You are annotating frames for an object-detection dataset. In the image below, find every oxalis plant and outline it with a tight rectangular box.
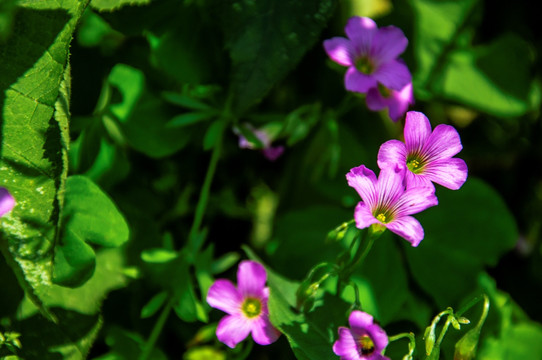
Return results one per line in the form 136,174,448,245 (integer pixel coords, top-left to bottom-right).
0,0,541,359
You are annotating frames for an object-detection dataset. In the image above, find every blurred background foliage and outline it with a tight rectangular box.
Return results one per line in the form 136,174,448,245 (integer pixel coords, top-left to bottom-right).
1,0,542,359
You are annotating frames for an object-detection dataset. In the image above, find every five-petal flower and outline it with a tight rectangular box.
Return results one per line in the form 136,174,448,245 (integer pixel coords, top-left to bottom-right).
206,260,281,348
323,16,411,94
346,164,438,246
378,111,468,190
333,310,390,360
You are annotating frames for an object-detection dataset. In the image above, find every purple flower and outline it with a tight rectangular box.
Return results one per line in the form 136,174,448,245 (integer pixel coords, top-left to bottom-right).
346,164,437,246
206,260,281,348
0,188,15,217
333,310,390,360
236,124,284,161
323,16,411,94
366,82,414,122
378,111,468,190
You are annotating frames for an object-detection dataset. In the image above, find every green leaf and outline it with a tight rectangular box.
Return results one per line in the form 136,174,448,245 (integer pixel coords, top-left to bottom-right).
53,175,129,287
411,0,539,116
107,64,194,157
16,248,129,359
61,176,129,248
167,112,215,128
345,231,410,326
0,0,90,319
203,120,225,151
216,0,337,113
478,322,542,359
410,0,479,90
433,34,539,117
244,247,345,360
404,178,518,307
91,0,151,12
141,291,168,319
161,92,213,111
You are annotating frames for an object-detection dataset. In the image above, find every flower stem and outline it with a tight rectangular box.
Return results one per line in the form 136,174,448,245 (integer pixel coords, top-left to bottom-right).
187,121,224,251
139,297,174,360
388,332,416,360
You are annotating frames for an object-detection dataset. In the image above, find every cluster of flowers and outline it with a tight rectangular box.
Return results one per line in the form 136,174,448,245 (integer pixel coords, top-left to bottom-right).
208,15,468,360
324,16,414,122
207,261,391,360
348,110,468,246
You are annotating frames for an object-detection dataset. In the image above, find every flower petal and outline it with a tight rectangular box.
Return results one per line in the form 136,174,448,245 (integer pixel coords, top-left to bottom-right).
237,260,267,297
348,310,374,330
376,165,405,211
387,83,413,121
394,186,438,216
423,157,468,190
404,111,432,152
377,139,407,171
422,123,463,161
346,165,378,207
262,146,284,161
333,327,361,360
345,16,377,55
216,315,252,348
373,60,411,90
345,67,376,93
0,188,15,217
371,26,408,63
404,170,434,190
251,315,281,345
207,279,242,315
386,216,425,247
365,87,386,111
323,37,355,66
367,325,389,352
354,202,379,230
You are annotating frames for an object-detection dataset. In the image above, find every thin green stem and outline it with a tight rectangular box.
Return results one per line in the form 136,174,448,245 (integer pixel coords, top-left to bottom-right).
388,332,416,359
434,317,452,350
139,297,174,360
187,125,224,250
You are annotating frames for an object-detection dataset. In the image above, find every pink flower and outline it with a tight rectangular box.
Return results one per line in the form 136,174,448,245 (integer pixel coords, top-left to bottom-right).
0,188,15,217
236,124,284,161
333,310,390,360
323,16,411,94
206,260,281,348
378,111,468,190
346,164,437,246
366,82,414,122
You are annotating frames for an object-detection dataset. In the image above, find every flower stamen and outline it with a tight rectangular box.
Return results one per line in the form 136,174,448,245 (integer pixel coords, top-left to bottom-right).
355,56,375,74
359,335,375,355
241,298,262,318
376,213,387,223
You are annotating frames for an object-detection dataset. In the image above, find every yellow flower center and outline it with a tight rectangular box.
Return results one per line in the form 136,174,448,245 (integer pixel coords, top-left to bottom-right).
241,298,262,318
355,56,375,74
376,213,387,223
359,335,375,355
406,156,424,174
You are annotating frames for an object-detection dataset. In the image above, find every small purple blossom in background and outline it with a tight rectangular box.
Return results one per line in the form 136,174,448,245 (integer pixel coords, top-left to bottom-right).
366,82,414,122
206,260,281,348
333,310,390,360
346,164,437,246
236,124,284,161
0,187,15,217
323,16,411,94
378,111,468,190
